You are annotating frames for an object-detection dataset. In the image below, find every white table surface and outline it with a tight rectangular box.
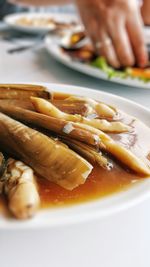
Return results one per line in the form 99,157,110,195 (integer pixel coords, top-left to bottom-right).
1,23,150,267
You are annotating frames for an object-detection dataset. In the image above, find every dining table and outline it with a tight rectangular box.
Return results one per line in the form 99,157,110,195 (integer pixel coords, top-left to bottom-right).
0,17,150,267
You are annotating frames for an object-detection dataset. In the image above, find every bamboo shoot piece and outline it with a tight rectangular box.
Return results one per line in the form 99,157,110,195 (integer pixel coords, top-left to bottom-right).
66,96,116,118
61,138,110,169
0,113,93,190
0,99,35,111
0,84,51,99
0,99,90,115
74,123,150,176
31,97,129,133
51,100,89,115
4,159,40,219
0,103,101,147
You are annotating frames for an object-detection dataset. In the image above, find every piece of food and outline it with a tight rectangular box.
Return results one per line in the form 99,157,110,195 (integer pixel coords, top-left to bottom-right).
0,153,6,193
91,57,127,79
0,99,87,114
16,17,56,28
127,68,150,81
74,123,150,176
0,113,93,190
0,99,35,111
61,137,110,169
61,30,87,49
0,103,101,147
0,153,6,178
61,45,96,63
70,31,86,46
0,84,51,99
31,97,128,133
82,118,129,133
4,159,40,219
0,99,89,115
51,100,89,115
66,96,116,118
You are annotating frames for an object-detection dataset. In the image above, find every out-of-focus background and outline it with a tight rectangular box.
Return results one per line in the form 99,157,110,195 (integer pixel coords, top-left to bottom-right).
0,0,76,19
0,0,27,19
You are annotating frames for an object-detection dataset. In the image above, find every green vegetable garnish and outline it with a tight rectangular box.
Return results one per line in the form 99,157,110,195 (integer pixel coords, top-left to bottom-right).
91,57,127,79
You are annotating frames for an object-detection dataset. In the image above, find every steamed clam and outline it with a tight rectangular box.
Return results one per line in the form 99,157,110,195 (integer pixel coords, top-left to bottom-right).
60,26,87,49
4,159,40,219
60,27,96,62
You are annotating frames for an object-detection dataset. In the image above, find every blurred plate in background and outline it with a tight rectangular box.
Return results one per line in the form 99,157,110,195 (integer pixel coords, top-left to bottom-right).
45,35,150,89
4,12,79,34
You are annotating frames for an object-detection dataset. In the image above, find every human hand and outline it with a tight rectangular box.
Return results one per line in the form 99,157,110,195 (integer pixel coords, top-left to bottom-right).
141,0,150,26
76,0,148,68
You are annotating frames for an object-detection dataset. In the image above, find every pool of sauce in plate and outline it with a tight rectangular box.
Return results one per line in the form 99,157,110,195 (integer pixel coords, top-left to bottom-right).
38,163,142,208
0,92,150,210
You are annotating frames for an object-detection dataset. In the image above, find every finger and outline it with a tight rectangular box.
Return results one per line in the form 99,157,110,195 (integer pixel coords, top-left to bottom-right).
127,13,148,67
107,19,135,67
78,13,99,48
75,7,120,68
77,7,120,68
79,16,120,68
97,29,121,68
85,19,99,46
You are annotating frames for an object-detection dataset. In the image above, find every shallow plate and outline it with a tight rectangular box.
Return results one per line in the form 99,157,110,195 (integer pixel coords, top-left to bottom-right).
0,82,150,230
4,12,78,34
45,35,150,89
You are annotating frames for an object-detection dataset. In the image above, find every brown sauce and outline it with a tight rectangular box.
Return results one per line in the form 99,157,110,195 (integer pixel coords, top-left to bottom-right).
0,92,150,211
38,163,141,208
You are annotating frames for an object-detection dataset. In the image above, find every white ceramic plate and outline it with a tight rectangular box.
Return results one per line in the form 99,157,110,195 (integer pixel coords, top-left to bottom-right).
0,82,150,230
4,12,78,34
45,35,150,89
